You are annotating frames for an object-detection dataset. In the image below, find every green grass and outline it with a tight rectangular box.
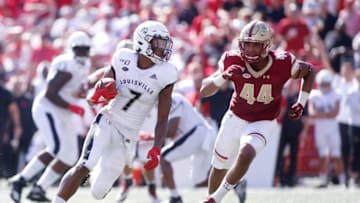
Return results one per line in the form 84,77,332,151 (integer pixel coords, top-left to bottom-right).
1,179,359,203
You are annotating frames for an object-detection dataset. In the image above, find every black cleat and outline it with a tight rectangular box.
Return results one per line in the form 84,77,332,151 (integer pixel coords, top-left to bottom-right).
9,175,26,203
316,183,328,189
234,179,247,203
169,196,183,203
26,184,51,202
148,183,159,202
355,178,360,187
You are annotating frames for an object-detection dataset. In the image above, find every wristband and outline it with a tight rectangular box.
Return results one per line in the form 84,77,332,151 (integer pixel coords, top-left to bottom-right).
297,91,309,107
212,74,227,87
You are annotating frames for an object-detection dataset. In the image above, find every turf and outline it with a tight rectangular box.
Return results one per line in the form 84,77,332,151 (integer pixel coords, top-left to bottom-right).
1,179,359,203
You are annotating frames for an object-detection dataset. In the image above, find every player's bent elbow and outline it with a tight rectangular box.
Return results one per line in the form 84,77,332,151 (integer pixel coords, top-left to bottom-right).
305,64,316,79
309,67,316,81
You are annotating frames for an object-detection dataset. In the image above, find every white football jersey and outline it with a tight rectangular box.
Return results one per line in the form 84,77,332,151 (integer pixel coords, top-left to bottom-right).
33,53,91,114
347,89,360,127
103,48,178,134
309,89,341,126
332,74,358,123
169,92,208,135
138,92,209,137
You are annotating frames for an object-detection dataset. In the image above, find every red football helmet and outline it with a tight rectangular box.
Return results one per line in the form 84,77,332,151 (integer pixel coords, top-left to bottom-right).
238,20,273,64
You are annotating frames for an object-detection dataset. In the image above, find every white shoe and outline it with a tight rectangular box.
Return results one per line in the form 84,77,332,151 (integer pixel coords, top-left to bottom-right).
151,196,160,203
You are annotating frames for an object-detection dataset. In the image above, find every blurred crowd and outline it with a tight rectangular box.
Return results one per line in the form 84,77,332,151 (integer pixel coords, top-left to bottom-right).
1,0,360,189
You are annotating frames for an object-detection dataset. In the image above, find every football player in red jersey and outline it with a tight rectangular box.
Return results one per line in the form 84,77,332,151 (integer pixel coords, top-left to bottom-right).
200,20,315,203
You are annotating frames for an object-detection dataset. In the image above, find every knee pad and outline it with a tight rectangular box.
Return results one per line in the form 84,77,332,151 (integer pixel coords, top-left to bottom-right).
90,164,121,200
211,149,234,170
240,133,266,155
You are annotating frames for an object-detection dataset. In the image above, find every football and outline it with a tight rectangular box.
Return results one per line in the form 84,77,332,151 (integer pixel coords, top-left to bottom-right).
87,77,117,105
97,77,116,90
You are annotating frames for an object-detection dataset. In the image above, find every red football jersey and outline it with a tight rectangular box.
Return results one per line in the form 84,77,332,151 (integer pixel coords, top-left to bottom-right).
220,50,294,121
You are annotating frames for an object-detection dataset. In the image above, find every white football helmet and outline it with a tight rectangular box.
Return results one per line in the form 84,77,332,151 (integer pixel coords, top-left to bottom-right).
67,31,91,48
67,31,91,63
316,69,333,85
133,21,173,64
238,20,272,63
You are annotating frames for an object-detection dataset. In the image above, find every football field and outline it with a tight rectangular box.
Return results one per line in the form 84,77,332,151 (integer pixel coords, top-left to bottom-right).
1,179,359,203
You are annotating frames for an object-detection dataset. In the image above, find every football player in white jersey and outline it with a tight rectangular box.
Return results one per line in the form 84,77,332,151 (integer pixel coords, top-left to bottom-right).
10,31,92,203
161,92,216,203
308,69,346,188
52,20,178,203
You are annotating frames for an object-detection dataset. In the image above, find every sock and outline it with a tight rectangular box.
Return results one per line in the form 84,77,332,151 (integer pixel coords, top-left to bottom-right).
21,157,46,180
339,174,346,185
52,196,66,203
124,174,132,180
319,173,327,185
170,189,180,197
37,168,61,190
212,180,235,202
145,180,155,185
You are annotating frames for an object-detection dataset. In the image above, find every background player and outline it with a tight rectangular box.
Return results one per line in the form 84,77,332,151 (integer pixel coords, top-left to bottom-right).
117,92,216,203
160,92,216,203
308,69,345,188
10,31,92,203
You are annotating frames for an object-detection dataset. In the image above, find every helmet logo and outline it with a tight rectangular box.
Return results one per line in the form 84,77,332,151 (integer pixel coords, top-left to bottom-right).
248,22,257,37
141,27,148,34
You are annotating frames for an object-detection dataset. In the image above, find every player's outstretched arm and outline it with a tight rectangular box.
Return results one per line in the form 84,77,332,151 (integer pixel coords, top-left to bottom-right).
289,61,316,120
144,84,174,171
200,71,224,97
154,83,174,148
294,61,316,94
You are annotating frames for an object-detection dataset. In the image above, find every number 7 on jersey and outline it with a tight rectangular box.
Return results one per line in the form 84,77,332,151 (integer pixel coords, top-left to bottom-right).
122,89,142,111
